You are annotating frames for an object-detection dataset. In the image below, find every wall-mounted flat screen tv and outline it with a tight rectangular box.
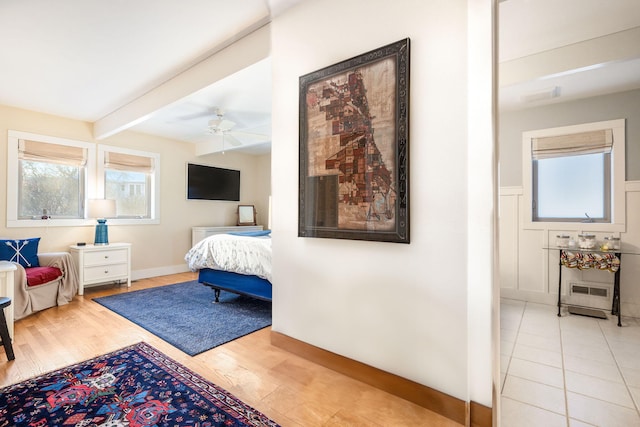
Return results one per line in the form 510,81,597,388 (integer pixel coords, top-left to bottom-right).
186,163,240,201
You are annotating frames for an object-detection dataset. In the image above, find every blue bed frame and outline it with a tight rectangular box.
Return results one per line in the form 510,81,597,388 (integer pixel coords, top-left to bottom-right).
198,268,272,302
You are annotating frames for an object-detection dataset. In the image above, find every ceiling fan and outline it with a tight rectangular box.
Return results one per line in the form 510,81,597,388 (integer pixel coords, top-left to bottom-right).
207,108,236,134
206,108,270,150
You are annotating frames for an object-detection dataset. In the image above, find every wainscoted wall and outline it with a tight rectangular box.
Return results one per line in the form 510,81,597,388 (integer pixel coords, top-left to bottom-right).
500,182,640,318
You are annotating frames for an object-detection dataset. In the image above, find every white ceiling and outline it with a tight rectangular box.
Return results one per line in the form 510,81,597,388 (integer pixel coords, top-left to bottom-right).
0,0,295,155
131,57,273,155
0,0,638,154
499,0,640,111
0,0,272,121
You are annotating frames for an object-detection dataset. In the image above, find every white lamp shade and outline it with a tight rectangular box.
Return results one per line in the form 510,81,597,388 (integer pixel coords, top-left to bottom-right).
88,199,116,219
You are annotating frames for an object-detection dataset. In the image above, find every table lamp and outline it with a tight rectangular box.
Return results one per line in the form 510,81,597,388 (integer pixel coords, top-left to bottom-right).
88,199,116,245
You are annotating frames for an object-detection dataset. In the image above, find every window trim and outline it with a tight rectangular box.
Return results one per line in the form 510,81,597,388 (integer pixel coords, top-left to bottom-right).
7,130,96,228
522,119,626,232
97,145,160,225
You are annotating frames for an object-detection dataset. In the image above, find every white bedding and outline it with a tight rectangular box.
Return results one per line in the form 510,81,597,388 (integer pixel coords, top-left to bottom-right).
184,233,272,282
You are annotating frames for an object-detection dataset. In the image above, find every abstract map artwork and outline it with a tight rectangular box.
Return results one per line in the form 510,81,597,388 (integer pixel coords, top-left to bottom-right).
299,38,410,243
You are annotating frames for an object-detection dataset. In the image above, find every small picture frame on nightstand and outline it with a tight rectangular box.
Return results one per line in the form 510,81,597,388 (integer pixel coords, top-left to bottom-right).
237,205,256,226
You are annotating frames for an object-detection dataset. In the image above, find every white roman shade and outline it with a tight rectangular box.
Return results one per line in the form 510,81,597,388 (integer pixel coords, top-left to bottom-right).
104,151,154,173
18,139,87,166
532,129,613,160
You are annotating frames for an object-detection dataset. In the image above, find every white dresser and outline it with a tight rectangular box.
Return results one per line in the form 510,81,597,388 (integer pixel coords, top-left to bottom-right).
70,243,131,295
191,225,263,247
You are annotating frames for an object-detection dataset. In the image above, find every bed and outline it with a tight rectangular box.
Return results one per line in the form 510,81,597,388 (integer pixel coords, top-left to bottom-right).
184,230,272,302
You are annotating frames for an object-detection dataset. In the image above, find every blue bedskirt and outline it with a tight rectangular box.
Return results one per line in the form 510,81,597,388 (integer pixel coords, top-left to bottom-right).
198,268,272,301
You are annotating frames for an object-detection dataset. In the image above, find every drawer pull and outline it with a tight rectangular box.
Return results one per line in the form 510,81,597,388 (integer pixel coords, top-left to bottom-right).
104,270,109,274
104,255,109,259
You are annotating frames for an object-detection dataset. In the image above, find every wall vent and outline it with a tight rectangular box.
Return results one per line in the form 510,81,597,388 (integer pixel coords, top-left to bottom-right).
572,285,589,295
571,283,608,298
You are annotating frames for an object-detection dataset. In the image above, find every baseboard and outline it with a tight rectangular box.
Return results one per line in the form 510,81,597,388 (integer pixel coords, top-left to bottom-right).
271,331,491,426
470,401,492,427
131,264,191,281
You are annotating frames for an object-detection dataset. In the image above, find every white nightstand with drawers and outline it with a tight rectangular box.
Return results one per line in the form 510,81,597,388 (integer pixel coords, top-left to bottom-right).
70,243,131,295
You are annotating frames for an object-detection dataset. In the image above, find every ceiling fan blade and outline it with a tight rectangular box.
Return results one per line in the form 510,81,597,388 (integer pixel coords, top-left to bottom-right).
228,130,271,142
218,118,236,131
225,133,243,147
175,110,213,121
175,104,222,122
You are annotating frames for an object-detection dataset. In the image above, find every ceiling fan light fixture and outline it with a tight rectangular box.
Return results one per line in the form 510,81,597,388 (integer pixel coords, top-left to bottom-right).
208,117,235,132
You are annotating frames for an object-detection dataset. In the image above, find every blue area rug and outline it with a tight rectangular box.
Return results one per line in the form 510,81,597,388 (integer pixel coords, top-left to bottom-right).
0,342,279,426
93,281,271,356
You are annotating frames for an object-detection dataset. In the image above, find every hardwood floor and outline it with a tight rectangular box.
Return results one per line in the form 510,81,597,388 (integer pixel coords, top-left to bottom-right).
0,272,462,426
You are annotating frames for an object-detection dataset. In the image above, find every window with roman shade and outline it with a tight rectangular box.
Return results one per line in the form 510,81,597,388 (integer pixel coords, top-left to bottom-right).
18,139,88,166
15,137,91,220
98,146,160,221
531,129,613,160
104,151,154,172
532,129,613,222
522,119,625,230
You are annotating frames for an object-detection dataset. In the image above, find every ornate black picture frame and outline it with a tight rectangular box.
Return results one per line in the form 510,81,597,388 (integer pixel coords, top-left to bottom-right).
298,38,410,243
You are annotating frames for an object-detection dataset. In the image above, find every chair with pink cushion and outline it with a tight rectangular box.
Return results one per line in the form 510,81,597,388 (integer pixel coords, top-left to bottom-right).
0,238,79,320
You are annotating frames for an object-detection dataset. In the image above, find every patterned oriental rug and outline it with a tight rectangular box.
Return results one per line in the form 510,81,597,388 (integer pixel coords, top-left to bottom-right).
0,342,279,427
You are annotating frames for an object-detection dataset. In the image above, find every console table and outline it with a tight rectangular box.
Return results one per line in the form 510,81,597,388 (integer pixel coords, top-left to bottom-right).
547,246,634,326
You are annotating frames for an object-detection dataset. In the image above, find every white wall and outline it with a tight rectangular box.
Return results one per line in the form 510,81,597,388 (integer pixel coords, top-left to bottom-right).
270,0,495,405
0,104,272,278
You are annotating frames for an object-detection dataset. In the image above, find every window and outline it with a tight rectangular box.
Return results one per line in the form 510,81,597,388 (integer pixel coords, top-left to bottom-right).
522,119,626,231
97,146,160,224
532,129,612,222
7,131,95,227
7,131,160,227
534,153,609,221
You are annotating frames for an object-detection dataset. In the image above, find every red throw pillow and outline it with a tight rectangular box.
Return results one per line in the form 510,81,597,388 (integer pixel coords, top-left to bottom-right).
25,266,62,287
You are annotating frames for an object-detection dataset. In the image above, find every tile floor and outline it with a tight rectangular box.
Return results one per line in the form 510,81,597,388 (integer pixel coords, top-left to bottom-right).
501,299,640,427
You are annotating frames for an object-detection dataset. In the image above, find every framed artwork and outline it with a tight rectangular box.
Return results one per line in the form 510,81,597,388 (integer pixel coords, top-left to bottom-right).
298,38,410,243
237,205,256,226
